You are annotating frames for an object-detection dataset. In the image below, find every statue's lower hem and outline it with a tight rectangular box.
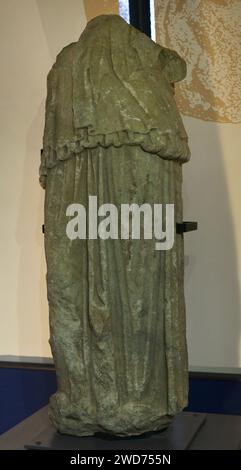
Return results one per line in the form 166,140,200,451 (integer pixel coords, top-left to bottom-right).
49,394,175,438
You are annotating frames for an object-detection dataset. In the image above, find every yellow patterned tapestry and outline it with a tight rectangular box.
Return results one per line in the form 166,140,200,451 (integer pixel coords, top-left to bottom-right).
155,0,241,123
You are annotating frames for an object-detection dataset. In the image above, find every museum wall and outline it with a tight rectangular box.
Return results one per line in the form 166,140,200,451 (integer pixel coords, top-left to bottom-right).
0,0,241,370
0,0,87,357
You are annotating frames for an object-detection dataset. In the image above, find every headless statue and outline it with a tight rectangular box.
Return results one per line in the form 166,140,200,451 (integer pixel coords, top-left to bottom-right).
40,15,190,437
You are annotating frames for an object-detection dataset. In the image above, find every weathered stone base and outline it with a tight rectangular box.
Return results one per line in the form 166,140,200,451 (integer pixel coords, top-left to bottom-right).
49,392,173,438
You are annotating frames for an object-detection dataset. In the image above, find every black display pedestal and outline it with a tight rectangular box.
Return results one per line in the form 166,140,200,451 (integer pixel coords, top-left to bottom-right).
25,411,205,451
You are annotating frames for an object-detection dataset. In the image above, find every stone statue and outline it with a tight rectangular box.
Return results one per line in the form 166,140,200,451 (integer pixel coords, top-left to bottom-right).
40,14,190,437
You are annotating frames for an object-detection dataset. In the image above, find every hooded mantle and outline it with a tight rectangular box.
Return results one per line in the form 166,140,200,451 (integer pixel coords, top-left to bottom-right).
40,15,190,188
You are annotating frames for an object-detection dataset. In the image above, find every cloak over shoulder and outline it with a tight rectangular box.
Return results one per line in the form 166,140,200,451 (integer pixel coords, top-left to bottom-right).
40,15,190,188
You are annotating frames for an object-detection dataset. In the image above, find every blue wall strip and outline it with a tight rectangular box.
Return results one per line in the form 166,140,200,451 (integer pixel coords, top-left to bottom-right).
187,377,241,416
0,368,57,435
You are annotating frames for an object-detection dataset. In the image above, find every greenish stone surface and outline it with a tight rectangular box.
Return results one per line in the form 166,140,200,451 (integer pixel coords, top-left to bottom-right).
41,15,190,437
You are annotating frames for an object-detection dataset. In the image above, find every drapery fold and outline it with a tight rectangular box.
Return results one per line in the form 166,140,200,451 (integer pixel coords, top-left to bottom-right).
45,146,188,436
